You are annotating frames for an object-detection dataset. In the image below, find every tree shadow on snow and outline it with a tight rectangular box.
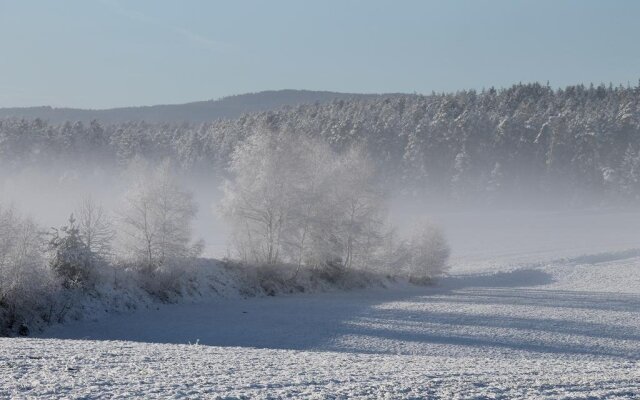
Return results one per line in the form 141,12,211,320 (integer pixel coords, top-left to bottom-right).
40,267,640,360
439,268,554,290
420,287,640,313
330,307,640,359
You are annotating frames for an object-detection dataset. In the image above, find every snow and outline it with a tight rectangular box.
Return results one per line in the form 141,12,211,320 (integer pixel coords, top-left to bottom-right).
3,338,639,399
3,213,640,398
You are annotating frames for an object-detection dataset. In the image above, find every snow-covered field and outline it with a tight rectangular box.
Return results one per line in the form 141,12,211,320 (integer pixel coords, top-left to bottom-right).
3,212,640,398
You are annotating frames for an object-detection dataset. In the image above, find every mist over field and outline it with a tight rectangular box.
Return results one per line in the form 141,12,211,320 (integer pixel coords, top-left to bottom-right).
0,165,228,257
4,83,640,259
3,163,640,262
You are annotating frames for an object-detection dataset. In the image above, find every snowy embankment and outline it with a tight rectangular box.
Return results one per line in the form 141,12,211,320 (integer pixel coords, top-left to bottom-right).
3,245,640,398
3,257,391,337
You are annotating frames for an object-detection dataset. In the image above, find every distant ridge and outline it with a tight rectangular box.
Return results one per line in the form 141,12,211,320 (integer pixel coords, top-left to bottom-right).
0,90,379,124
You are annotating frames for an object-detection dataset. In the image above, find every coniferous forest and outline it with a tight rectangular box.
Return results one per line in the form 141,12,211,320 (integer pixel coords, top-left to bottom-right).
3,82,640,206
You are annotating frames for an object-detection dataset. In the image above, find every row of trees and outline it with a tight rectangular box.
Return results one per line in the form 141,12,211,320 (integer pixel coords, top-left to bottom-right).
2,139,449,300
221,130,385,270
2,82,640,204
1,127,452,334
220,129,450,277
0,160,204,333
48,160,203,288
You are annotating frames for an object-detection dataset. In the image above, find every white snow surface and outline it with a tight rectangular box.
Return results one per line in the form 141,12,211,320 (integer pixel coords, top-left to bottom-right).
3,211,640,398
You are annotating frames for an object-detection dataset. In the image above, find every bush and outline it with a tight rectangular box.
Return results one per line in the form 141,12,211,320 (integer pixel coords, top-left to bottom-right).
399,221,451,281
135,263,188,301
48,215,98,289
0,206,58,334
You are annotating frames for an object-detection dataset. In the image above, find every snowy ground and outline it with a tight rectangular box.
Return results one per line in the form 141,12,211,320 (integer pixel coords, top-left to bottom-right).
3,212,640,398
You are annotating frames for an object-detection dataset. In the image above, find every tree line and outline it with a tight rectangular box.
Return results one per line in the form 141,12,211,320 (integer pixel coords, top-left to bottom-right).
2,82,640,205
0,159,204,334
1,130,449,335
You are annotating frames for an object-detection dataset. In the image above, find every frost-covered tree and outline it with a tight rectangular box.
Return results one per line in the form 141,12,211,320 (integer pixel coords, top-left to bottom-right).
0,207,47,296
221,130,387,270
220,130,334,265
0,205,55,332
399,221,450,282
76,196,115,263
284,135,339,269
48,214,96,288
119,158,202,274
330,147,386,269
220,130,300,265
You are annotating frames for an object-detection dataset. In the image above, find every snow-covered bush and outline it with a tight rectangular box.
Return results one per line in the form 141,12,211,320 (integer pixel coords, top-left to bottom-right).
118,158,203,296
48,215,98,289
0,206,58,334
399,221,451,283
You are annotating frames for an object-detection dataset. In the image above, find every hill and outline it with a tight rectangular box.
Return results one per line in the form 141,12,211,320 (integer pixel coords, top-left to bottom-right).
0,90,377,123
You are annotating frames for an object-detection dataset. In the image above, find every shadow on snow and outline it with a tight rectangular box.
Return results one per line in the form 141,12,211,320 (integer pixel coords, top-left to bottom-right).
40,267,640,360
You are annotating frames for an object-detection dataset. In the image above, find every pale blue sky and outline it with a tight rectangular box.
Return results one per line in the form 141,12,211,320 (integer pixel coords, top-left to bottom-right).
1,0,639,108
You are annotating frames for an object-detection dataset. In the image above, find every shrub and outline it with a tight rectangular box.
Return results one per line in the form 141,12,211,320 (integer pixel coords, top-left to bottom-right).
0,206,58,334
48,215,97,289
399,221,451,281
